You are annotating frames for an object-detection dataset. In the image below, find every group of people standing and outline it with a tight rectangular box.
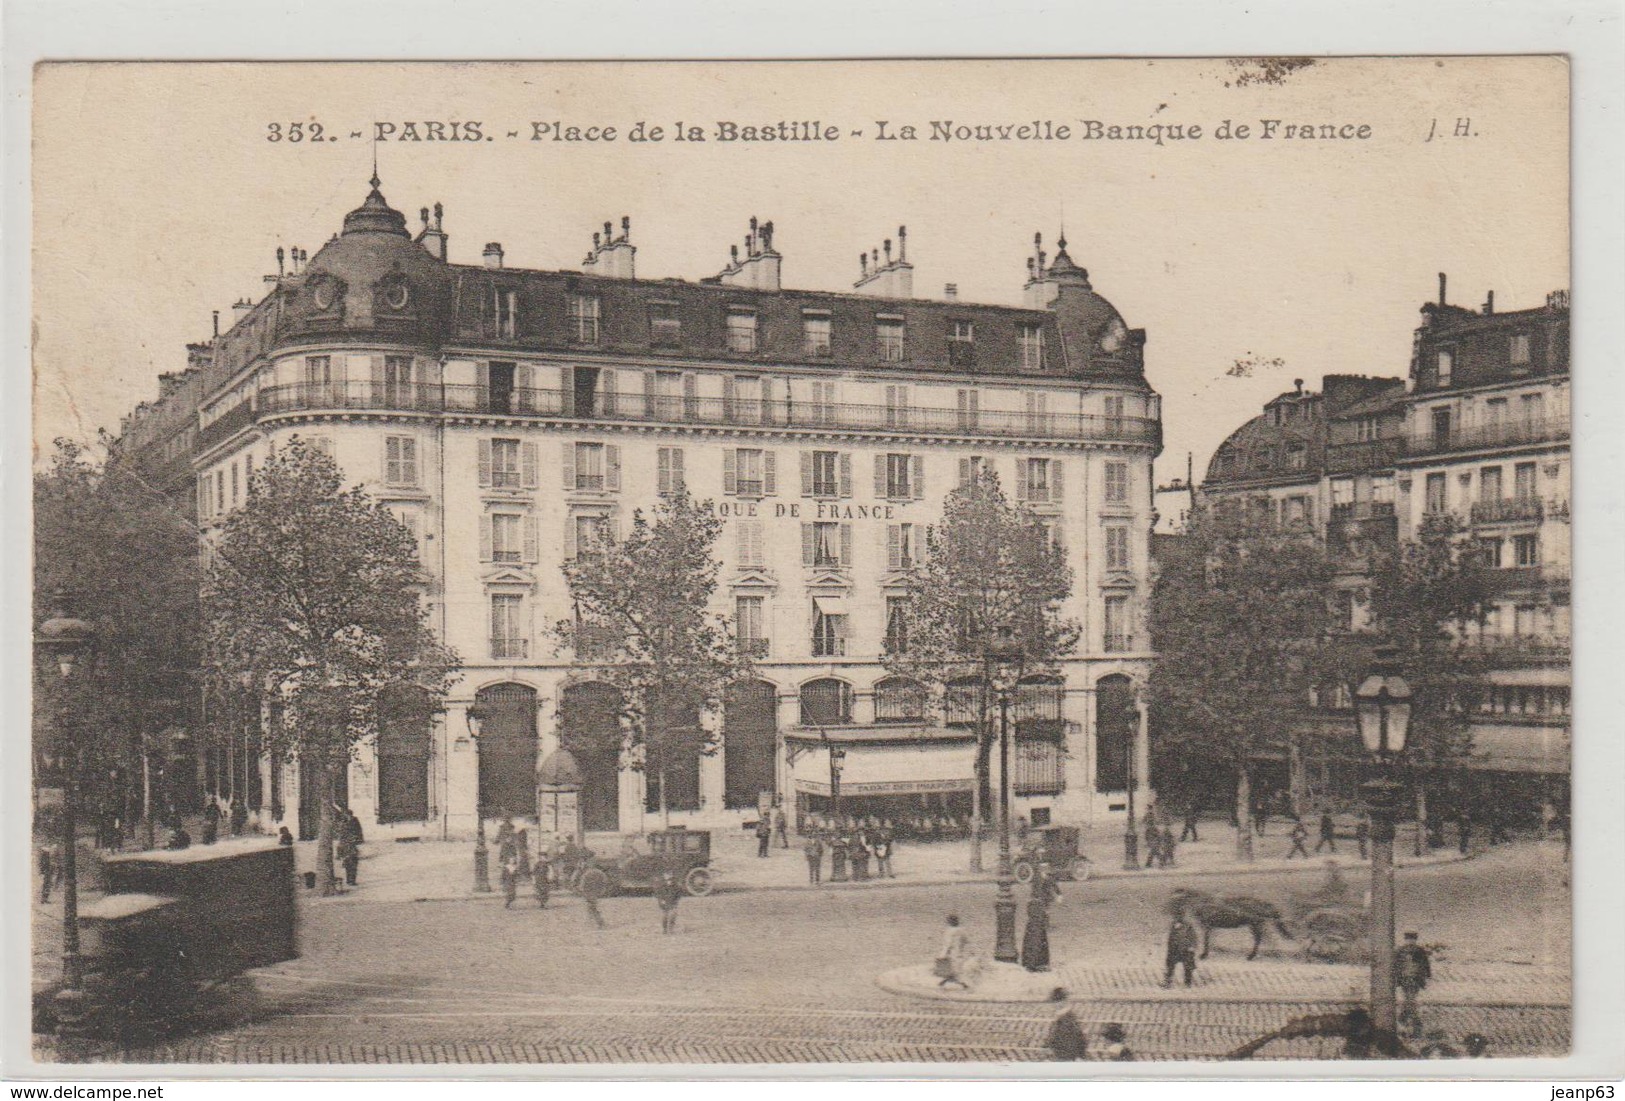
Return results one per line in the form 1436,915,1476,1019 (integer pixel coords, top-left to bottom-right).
796,822,897,885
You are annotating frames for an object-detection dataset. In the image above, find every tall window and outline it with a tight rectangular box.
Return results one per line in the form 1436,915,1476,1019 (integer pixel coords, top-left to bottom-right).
1018,323,1045,371
649,301,681,347
884,453,915,499
1431,407,1452,448
802,313,832,357
736,596,767,656
885,597,910,656
574,443,606,491
726,309,758,353
1286,444,1307,470
1103,394,1126,435
809,522,842,568
1103,595,1131,652
383,355,414,406
490,594,527,659
1513,533,1539,567
808,380,836,425
1026,391,1053,434
808,450,841,498
656,447,685,497
1018,457,1057,502
1509,333,1531,365
877,318,906,362
885,385,909,429
1476,538,1503,569
727,375,764,424
1106,525,1130,570
887,523,918,569
1480,466,1503,503
574,514,612,559
956,389,980,431
1520,392,1545,430
490,438,522,488
495,288,518,340
733,448,767,496
1436,348,1454,386
384,435,419,487
1514,461,1537,501
1425,472,1448,515
958,455,986,488
811,600,848,657
491,513,523,563
1356,415,1379,443
1104,461,1129,504
568,294,601,344
948,320,976,367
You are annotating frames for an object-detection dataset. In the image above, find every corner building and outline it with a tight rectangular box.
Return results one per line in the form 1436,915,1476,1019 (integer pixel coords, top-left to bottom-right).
172,180,1163,840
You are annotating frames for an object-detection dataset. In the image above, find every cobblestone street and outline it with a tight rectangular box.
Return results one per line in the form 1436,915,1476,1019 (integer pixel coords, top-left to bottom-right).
35,839,1570,1064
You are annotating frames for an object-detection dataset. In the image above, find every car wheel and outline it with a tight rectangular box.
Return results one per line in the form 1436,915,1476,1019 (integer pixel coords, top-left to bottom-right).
685,867,714,897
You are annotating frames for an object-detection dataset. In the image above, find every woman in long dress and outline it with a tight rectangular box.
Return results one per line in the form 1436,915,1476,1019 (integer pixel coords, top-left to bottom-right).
936,913,971,989
1022,867,1061,972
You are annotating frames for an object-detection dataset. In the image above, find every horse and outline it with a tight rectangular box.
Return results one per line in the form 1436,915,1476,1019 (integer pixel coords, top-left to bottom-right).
1169,887,1296,961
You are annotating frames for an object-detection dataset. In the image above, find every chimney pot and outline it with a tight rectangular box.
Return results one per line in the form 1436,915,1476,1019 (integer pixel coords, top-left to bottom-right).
1294,378,1304,394
483,242,504,268
898,225,907,261
1483,289,1495,315
420,207,429,226
1438,272,1448,307
433,202,443,229
212,310,220,338
621,215,630,237
860,253,868,275
593,232,601,248
883,238,892,264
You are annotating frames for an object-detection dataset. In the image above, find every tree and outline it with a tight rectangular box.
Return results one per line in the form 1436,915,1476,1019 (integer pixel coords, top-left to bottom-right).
204,438,457,895
554,488,749,826
33,438,201,849
1366,513,1490,853
886,466,1078,865
1148,506,1337,861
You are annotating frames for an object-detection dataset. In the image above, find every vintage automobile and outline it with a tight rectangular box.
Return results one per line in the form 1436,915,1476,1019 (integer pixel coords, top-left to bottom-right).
1012,824,1089,883
575,827,716,898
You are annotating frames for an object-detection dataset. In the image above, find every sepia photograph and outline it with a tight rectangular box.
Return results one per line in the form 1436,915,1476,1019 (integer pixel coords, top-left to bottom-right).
15,54,1592,1073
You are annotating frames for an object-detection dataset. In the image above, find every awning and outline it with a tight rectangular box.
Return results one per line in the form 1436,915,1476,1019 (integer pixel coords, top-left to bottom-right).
812,595,849,616
1467,723,1570,774
796,777,976,797
788,738,978,794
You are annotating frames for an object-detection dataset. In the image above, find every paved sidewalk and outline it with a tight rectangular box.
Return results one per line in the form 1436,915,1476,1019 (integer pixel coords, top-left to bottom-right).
305,819,1477,904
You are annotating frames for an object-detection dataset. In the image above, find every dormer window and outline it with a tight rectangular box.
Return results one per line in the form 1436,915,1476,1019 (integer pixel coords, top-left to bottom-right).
569,294,601,345
1018,323,1045,371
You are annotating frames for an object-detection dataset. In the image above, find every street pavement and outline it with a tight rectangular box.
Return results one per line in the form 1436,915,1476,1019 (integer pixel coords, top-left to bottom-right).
32,836,1570,1064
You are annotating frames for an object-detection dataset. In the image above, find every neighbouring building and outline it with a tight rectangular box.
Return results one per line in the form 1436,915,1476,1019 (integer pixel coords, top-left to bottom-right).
1199,275,1570,816
119,177,1165,840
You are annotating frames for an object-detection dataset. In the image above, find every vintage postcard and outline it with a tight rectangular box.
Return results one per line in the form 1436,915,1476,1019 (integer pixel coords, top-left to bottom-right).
22,57,1579,1073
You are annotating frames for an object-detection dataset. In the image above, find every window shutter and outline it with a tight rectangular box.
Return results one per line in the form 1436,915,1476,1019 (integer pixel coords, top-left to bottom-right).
958,457,970,488
839,452,853,498
643,371,657,416
479,515,493,562
515,363,533,395
736,521,749,564
521,442,539,489
722,376,736,421
750,521,764,566
763,450,777,495
381,436,393,483
370,355,384,403
560,365,575,413
911,454,924,500
887,525,901,569
723,449,737,495
1050,459,1065,503
477,361,491,391
683,372,698,419
600,368,617,415
671,447,684,492
561,441,575,490
801,523,815,567
478,439,493,487
658,448,673,496
523,514,539,563
840,524,853,568
605,444,622,491
874,454,887,498
1015,458,1028,501
332,356,349,390
800,451,813,496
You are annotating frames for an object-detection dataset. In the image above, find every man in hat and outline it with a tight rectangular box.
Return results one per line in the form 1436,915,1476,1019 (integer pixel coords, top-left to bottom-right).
1044,989,1087,1061
803,831,825,885
1162,910,1200,988
1394,931,1433,1039
1287,818,1311,859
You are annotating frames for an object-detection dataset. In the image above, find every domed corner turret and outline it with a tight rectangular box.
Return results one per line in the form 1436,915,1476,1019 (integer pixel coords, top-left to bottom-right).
537,748,586,789
280,177,454,341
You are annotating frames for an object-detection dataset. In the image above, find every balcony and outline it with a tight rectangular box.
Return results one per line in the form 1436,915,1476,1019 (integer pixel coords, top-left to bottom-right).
1326,437,1403,474
1409,415,1569,457
196,399,257,453
252,381,1161,447
1467,634,1570,665
1470,496,1544,526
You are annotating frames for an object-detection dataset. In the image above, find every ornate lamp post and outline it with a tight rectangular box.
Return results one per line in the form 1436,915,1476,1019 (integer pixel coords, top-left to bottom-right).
827,733,849,882
1355,645,1412,1051
35,588,96,1034
987,626,1024,965
465,703,492,893
1122,731,1140,872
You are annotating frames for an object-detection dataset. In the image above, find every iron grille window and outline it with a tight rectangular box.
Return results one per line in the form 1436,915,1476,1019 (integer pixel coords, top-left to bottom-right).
800,678,852,725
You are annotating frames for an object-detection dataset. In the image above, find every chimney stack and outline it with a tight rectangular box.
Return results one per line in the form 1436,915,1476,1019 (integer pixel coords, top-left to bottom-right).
212,310,220,338
581,214,636,279
1438,272,1448,307
944,283,958,301
231,297,253,323
1483,289,1495,315
714,215,782,291
1294,378,1305,395
853,225,914,298
276,246,285,278
483,242,505,269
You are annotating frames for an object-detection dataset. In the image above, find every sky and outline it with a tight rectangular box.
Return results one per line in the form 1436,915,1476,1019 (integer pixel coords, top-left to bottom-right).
31,58,1568,490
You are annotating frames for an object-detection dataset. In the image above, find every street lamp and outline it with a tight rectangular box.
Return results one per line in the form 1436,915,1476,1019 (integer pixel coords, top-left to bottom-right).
987,625,1024,965
35,588,96,1032
465,703,492,893
1355,645,1412,1052
826,733,849,882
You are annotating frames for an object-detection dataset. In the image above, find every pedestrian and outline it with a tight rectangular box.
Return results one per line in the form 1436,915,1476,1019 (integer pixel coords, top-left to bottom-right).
1180,804,1200,843
516,827,532,880
852,829,872,881
168,822,192,850
1463,1033,1490,1058
1096,1022,1134,1061
755,816,772,858
278,826,294,846
803,832,824,885
1394,931,1432,1039
338,830,360,888
1355,816,1370,860
201,801,221,845
1022,867,1060,972
1144,817,1160,868
37,843,54,904
774,805,789,849
934,913,971,990
340,809,364,885
499,843,520,908
1287,819,1310,859
830,832,850,881
1253,793,1269,836
1457,811,1472,855
1162,911,1199,987
874,828,895,878
1044,989,1088,1061
229,799,249,836
580,867,609,929
1316,811,1337,854
1158,825,1177,868
533,850,551,908
655,866,683,934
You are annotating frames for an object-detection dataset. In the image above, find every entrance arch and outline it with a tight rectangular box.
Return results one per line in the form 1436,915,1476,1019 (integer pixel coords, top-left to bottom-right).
377,685,432,823
1095,675,1136,792
558,681,623,832
475,683,538,820
724,679,778,809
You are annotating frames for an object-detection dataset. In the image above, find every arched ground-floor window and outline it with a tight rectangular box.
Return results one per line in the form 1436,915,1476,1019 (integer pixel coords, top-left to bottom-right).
724,679,778,809
559,681,623,832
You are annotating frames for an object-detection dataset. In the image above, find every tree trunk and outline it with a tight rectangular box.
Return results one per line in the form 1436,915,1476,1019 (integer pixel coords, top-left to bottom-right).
1235,764,1255,863
141,748,156,851
969,724,989,873
316,755,338,897
1413,780,1428,857
659,763,670,829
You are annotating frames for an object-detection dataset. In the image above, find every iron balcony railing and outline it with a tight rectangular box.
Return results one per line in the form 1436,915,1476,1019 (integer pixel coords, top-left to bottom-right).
1409,415,1570,457
489,638,530,660
250,381,1162,446
1470,496,1545,525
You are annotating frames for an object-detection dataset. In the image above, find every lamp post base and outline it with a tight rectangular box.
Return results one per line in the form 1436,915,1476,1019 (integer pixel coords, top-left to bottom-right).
1123,830,1139,872
473,844,491,893
993,878,1020,964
